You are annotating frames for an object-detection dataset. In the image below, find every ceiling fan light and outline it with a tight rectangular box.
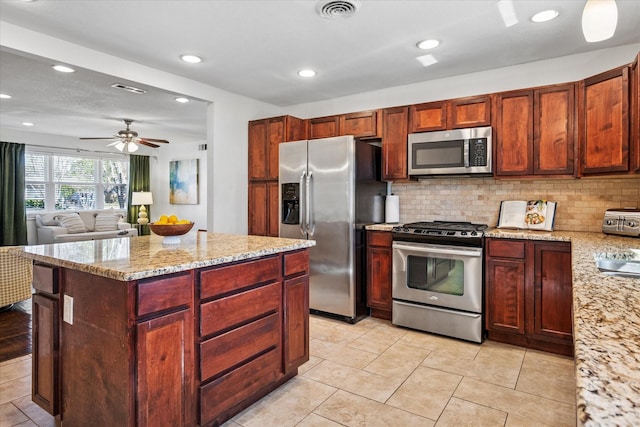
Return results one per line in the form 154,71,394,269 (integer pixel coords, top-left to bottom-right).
582,0,618,42
127,142,139,153
114,141,126,152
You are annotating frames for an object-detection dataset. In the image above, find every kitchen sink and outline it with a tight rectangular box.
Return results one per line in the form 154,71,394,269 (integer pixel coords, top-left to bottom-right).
596,258,640,279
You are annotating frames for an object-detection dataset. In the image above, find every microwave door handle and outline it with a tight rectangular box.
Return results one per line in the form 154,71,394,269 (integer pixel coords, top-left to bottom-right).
299,171,307,237
306,171,315,237
463,140,470,168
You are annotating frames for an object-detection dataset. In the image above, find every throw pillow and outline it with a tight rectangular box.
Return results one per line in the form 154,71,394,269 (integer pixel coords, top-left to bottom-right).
37,213,60,226
55,213,87,234
94,214,120,232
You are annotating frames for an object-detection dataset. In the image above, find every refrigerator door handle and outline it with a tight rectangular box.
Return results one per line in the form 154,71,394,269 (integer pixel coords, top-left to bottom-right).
306,170,314,237
299,171,307,236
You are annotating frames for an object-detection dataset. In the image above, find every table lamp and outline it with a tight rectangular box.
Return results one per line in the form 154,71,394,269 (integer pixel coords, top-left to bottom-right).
131,191,153,225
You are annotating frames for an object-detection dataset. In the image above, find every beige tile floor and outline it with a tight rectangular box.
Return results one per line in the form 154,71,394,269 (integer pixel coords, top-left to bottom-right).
0,315,577,426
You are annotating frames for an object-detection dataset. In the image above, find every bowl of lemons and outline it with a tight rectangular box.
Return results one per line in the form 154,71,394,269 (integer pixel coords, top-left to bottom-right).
148,215,194,243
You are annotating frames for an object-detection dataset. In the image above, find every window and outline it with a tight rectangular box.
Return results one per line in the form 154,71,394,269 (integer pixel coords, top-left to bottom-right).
25,150,129,212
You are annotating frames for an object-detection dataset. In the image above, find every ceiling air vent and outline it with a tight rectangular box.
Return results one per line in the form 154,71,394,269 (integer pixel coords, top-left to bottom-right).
316,0,361,19
110,83,147,94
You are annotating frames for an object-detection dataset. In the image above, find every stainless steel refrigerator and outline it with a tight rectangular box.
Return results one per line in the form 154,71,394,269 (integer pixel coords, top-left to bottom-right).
279,136,386,322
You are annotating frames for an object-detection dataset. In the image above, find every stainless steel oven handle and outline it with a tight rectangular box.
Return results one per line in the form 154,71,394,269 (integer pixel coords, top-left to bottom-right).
394,300,481,318
392,242,482,258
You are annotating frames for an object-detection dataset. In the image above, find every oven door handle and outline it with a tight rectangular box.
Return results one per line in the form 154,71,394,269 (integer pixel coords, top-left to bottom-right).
394,300,481,318
392,242,482,258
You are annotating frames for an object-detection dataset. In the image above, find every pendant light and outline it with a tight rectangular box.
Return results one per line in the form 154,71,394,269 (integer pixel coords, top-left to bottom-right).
582,0,618,42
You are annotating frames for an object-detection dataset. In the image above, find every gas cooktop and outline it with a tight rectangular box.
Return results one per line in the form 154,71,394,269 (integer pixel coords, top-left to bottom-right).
392,221,488,247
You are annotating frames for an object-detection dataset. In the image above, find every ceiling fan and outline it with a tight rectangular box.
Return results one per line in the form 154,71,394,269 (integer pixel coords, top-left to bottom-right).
79,119,170,153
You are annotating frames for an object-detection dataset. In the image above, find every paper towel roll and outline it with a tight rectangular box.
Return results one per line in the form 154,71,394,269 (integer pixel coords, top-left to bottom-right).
385,194,399,223
373,195,384,223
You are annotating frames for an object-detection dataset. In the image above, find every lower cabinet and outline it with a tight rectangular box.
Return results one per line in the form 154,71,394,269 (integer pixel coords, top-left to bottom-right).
248,181,279,237
485,238,573,356
366,230,393,320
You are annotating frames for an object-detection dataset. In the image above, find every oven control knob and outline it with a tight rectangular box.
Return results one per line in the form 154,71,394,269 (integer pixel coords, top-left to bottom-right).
471,231,477,236
628,220,638,228
461,231,468,235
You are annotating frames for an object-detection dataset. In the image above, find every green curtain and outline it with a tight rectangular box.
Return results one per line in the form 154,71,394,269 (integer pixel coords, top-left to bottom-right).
0,142,28,246
128,154,151,235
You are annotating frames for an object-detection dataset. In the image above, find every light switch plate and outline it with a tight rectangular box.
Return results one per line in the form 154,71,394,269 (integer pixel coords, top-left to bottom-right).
63,294,73,325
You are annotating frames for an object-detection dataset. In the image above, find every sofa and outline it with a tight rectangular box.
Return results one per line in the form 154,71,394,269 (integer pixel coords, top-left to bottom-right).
35,209,138,244
0,246,32,309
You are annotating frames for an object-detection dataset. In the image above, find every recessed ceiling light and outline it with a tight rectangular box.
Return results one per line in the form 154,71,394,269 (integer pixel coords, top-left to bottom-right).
175,97,190,103
298,69,317,78
416,54,438,68
531,10,559,23
180,55,202,63
582,0,618,42
416,39,440,50
22,122,35,126
0,93,11,99
52,65,75,73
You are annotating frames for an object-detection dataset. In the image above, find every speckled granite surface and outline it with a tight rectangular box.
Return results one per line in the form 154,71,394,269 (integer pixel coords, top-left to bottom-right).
365,223,397,231
488,229,640,426
11,232,315,282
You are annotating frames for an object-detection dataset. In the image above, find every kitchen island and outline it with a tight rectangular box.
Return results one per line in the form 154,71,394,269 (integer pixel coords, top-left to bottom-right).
486,229,640,427
12,232,315,427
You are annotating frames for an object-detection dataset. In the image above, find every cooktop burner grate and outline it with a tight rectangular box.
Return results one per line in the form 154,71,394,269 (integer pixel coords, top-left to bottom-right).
392,220,488,247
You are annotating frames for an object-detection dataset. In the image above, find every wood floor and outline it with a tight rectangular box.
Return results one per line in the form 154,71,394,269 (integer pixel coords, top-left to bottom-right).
0,299,32,363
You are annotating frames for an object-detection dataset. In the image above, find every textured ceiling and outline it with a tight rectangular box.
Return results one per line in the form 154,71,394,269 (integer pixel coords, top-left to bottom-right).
0,0,639,143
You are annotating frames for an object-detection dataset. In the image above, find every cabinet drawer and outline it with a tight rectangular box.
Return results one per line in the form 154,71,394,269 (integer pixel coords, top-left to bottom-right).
200,348,280,425
283,250,309,277
200,312,280,382
137,272,192,317
200,282,280,337
368,231,392,247
200,256,280,299
33,264,59,294
487,239,526,259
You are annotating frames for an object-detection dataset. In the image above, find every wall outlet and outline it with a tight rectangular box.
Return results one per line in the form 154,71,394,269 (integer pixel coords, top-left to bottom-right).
63,294,73,325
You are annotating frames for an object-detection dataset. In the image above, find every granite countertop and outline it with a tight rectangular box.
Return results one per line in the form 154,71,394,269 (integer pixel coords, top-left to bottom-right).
365,223,397,231
487,229,640,426
11,232,315,282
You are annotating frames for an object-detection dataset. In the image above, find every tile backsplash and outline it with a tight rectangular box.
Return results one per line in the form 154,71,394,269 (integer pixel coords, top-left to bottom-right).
392,177,640,232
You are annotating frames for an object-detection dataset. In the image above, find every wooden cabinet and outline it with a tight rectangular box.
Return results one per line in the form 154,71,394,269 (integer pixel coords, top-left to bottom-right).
31,264,60,417
409,96,491,133
485,238,573,356
631,53,640,173
248,181,279,237
382,106,409,181
579,66,630,175
494,84,575,177
283,250,310,373
366,231,393,320
308,110,381,139
248,116,305,236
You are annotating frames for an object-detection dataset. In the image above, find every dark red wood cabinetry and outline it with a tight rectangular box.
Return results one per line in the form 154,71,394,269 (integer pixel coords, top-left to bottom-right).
382,106,410,181
366,231,393,320
308,110,382,139
485,238,573,356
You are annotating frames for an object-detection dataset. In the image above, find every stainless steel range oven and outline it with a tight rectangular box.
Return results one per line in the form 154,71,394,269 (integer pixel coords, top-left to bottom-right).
391,221,487,343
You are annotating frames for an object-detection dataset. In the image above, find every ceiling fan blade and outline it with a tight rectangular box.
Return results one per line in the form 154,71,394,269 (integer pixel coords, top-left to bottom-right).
138,140,160,148
79,137,119,140
140,138,170,144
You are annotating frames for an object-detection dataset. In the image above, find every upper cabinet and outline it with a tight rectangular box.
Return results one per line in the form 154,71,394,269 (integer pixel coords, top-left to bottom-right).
409,96,491,133
248,115,306,181
578,66,630,176
308,110,381,139
382,106,409,181
631,53,640,174
494,84,575,177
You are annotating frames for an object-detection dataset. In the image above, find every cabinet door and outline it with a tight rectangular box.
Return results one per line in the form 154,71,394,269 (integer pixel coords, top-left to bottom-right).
580,66,630,175
137,308,195,427
267,118,285,180
530,242,573,344
339,110,381,138
268,181,279,237
32,294,59,416
248,120,268,180
366,231,393,319
248,182,268,236
449,95,491,128
309,115,339,139
283,275,309,373
485,258,526,335
382,106,409,181
534,84,575,175
631,54,640,173
494,90,534,176
409,101,447,132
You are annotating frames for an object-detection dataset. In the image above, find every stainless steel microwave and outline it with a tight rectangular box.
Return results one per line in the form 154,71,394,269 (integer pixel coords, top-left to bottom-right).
408,126,492,177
